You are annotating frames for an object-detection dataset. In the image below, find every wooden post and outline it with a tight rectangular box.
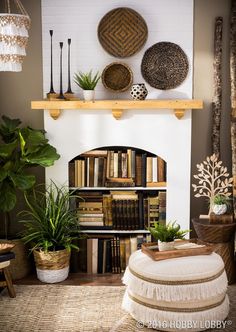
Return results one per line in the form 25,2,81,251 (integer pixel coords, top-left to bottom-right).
231,0,236,219
212,17,223,157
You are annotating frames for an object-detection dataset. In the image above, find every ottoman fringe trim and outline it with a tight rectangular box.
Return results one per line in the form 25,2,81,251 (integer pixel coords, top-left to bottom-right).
128,266,225,285
122,291,230,331
123,267,228,301
127,291,225,313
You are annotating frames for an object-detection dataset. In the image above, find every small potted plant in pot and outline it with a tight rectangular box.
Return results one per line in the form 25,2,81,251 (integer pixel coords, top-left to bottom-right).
148,221,190,251
74,70,100,101
19,182,81,283
212,194,231,215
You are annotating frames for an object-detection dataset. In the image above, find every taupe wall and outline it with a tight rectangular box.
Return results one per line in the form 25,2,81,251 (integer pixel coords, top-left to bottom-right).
0,0,43,236
191,0,231,220
0,0,232,235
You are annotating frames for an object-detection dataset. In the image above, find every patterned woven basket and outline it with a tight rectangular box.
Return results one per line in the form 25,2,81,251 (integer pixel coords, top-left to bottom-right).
141,42,189,90
98,7,148,58
102,62,133,92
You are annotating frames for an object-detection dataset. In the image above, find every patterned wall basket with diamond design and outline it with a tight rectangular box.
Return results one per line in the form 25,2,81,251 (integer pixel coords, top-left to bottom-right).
141,42,189,90
98,7,148,58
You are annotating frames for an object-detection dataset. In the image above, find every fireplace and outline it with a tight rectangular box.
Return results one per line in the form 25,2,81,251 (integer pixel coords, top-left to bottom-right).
41,0,194,230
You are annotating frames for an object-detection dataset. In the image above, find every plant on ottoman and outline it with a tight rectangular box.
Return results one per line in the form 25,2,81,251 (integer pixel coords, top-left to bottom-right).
20,182,80,283
148,221,190,251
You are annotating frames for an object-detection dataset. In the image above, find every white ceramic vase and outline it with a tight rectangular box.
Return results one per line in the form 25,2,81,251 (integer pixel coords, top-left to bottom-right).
158,241,175,251
83,90,95,101
212,204,227,215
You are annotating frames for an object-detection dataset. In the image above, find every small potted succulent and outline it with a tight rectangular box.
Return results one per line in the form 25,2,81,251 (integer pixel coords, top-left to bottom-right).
212,194,230,215
148,221,190,251
74,70,100,101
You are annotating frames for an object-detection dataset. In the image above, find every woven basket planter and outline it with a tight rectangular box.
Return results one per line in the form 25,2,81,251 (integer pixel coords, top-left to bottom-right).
33,248,71,283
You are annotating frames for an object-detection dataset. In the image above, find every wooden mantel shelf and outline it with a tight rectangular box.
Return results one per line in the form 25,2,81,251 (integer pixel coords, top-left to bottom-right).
31,99,203,120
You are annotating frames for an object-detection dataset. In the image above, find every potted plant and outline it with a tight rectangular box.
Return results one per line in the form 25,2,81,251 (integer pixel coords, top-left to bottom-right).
148,221,190,251
212,194,230,215
19,182,80,283
74,70,100,101
0,115,60,279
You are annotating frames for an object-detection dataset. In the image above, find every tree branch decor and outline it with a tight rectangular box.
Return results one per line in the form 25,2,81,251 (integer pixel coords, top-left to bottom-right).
192,154,233,215
211,17,223,157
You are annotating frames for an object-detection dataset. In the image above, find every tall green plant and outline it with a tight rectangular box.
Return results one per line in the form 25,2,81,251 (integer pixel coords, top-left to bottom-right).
19,182,80,252
0,115,60,237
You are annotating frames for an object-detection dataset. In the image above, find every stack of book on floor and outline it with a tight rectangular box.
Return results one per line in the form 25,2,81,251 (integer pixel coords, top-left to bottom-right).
77,235,151,274
68,148,167,188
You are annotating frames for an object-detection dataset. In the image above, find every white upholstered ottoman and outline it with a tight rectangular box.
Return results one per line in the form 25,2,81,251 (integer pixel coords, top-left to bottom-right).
122,250,229,332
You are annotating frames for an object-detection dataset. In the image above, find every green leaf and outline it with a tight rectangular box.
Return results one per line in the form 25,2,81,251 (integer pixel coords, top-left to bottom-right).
19,131,26,156
0,169,8,182
9,173,36,190
22,145,60,167
0,116,21,143
0,140,17,158
0,181,17,212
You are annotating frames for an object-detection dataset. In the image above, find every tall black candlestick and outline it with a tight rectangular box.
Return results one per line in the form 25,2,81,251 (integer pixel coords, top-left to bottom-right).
58,42,66,99
65,38,73,94
49,30,55,94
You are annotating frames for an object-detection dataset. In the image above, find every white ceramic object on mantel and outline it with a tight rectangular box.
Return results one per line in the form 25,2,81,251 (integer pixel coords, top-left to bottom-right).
212,204,227,215
83,90,95,101
158,240,175,251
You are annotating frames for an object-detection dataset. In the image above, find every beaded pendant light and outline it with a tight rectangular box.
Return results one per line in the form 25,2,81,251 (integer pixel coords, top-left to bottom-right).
0,0,30,71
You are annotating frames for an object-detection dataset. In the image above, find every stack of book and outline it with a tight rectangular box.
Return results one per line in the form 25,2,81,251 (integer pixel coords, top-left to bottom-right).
68,148,167,188
78,192,104,226
159,191,167,223
78,234,151,274
78,190,167,230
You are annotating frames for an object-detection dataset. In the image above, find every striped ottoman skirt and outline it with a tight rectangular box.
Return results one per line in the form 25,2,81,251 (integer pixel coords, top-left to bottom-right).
122,250,229,332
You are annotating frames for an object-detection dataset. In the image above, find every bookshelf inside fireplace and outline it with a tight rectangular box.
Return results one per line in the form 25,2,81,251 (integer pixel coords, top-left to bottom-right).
69,146,167,274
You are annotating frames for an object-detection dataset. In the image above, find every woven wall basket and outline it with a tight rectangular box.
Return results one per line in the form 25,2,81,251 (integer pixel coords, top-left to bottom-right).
98,7,148,58
102,62,133,92
141,42,189,90
0,0,30,72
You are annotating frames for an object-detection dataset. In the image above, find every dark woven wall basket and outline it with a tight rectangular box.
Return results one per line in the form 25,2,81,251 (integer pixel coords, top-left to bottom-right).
102,62,133,92
141,42,189,90
98,7,148,58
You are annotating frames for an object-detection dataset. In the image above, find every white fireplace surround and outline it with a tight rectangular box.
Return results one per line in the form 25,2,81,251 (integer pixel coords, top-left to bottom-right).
41,0,194,230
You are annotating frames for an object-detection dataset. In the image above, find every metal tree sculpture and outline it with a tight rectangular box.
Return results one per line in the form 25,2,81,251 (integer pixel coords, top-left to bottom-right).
192,154,233,215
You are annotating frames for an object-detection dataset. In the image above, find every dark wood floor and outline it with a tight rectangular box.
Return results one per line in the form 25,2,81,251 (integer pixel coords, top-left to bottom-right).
15,272,124,286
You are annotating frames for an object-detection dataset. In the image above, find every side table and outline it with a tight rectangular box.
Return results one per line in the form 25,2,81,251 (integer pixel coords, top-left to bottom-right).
192,218,236,284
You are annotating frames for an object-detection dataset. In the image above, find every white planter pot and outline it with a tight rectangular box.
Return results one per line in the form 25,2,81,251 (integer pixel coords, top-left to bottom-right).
158,241,175,251
83,90,95,101
212,204,227,215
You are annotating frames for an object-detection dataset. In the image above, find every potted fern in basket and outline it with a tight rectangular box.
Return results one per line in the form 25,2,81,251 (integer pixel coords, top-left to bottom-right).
19,182,81,283
74,70,100,101
148,221,190,251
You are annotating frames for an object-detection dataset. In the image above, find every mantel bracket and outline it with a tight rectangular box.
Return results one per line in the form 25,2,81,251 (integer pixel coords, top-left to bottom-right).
49,109,61,120
112,109,123,120
174,109,185,119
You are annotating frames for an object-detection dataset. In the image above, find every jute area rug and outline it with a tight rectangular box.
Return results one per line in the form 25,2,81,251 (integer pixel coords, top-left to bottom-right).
0,285,236,332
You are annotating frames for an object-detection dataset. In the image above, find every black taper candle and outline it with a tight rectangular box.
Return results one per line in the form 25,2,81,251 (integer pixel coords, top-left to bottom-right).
65,38,73,94
58,42,66,99
49,30,55,94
